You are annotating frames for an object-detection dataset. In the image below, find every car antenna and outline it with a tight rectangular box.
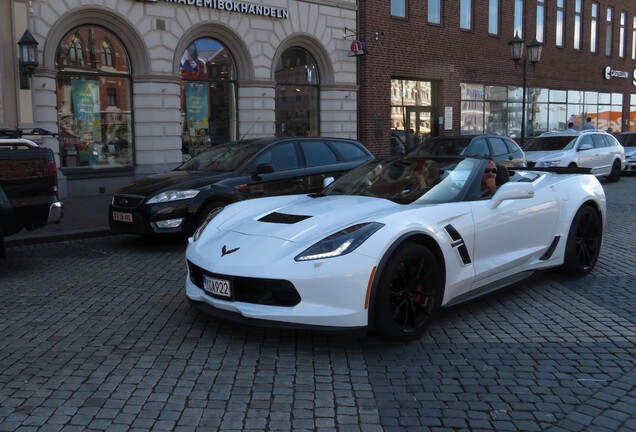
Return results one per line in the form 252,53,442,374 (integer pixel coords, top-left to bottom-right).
238,117,260,144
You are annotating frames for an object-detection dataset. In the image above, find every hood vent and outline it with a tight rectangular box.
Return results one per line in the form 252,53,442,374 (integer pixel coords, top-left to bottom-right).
258,212,311,224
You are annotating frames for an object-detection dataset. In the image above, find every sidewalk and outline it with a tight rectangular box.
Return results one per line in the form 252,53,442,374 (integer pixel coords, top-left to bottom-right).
5,194,115,247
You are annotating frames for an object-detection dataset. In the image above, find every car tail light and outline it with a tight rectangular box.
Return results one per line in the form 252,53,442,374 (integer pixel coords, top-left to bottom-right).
46,160,58,196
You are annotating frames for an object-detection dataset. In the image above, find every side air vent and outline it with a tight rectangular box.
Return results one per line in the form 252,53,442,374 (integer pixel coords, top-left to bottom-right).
539,236,560,260
444,224,472,265
258,212,311,224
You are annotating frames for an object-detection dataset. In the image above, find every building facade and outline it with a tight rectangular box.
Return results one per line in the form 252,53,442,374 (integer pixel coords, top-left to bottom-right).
1,0,358,197
359,0,636,156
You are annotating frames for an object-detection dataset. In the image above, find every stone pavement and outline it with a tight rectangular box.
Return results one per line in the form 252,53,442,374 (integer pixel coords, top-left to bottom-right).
1,177,635,431
5,194,113,247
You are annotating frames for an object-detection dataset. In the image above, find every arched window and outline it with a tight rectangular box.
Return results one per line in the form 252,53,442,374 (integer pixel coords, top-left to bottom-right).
55,26,133,171
100,44,113,67
179,38,238,158
275,47,319,136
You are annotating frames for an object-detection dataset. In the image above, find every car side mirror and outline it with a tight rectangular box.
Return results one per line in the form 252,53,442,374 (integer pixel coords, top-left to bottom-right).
579,143,593,151
487,182,534,209
323,177,335,187
255,163,274,175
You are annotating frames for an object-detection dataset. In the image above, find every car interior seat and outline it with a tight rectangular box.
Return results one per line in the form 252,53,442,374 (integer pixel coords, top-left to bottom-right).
495,165,510,186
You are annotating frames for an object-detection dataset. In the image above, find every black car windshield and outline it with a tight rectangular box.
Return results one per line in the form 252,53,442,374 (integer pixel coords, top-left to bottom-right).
322,156,477,204
523,136,576,151
411,138,470,156
177,143,263,171
616,134,636,147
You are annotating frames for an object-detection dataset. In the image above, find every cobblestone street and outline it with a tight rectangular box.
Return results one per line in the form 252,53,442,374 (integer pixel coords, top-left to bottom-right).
1,178,635,431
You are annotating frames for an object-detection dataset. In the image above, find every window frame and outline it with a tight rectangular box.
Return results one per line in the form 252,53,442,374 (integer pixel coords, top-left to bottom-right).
391,0,406,19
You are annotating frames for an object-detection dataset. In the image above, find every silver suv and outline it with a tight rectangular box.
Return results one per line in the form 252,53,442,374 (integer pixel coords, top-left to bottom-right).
522,131,626,182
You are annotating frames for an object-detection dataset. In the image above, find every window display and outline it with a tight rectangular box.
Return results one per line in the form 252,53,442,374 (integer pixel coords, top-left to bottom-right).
55,26,133,170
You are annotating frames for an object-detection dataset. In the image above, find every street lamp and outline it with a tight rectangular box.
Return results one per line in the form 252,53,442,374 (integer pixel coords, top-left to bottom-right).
17,29,39,90
509,33,543,143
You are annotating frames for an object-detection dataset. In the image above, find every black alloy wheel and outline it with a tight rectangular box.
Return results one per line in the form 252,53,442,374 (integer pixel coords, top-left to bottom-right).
374,242,442,341
559,205,602,276
606,160,622,182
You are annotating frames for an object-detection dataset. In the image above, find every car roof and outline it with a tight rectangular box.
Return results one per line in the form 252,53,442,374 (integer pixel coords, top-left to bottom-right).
223,136,366,147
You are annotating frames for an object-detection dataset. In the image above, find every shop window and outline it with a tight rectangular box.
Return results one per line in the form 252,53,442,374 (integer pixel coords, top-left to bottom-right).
275,47,319,137
55,26,133,171
180,38,238,158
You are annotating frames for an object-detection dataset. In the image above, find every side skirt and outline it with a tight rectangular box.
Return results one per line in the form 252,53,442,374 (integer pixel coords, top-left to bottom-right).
442,270,535,308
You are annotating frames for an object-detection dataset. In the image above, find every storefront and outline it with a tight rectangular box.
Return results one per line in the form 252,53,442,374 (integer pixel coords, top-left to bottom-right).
6,0,358,197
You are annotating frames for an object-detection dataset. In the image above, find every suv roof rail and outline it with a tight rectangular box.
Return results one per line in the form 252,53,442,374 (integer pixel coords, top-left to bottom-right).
0,128,58,138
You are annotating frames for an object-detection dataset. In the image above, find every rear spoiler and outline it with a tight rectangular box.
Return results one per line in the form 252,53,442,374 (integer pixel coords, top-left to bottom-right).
510,166,593,175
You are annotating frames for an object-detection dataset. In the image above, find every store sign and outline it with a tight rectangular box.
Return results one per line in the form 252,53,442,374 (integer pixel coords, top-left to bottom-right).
603,66,630,80
348,40,367,57
156,0,289,19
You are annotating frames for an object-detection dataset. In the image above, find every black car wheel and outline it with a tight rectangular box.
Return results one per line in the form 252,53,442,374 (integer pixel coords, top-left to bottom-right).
558,205,602,276
606,160,622,182
373,242,443,341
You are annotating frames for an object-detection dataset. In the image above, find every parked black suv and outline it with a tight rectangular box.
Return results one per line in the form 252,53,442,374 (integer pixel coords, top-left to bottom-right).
109,137,374,237
410,134,526,167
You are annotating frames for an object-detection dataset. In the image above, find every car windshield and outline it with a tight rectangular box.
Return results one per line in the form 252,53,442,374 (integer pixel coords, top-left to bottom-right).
177,142,263,171
523,136,577,151
322,156,477,204
616,134,636,147
411,138,470,156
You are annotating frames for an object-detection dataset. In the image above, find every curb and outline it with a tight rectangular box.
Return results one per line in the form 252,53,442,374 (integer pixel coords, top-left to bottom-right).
5,228,120,247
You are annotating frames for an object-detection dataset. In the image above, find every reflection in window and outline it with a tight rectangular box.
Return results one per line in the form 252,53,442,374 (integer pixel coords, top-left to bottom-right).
488,0,499,35
606,8,614,56
275,47,319,137
429,0,441,24
536,0,545,43
461,83,624,136
460,0,472,30
391,0,406,18
556,0,564,47
514,0,523,38
55,26,133,171
591,3,599,53
574,0,582,50
179,38,238,158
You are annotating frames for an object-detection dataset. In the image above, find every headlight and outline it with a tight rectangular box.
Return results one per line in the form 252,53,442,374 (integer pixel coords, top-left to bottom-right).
192,207,224,242
294,222,384,261
146,190,200,204
539,160,561,167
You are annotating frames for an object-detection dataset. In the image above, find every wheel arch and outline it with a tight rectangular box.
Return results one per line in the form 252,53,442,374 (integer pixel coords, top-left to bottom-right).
367,232,446,331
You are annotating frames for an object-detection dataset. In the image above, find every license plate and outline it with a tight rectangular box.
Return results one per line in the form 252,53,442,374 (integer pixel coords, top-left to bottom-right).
203,275,232,298
112,211,133,223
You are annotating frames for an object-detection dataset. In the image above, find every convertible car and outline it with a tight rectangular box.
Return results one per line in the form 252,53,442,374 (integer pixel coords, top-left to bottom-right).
185,156,605,341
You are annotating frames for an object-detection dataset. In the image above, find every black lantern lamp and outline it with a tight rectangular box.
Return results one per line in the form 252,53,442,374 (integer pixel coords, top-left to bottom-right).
18,29,39,90
508,33,543,143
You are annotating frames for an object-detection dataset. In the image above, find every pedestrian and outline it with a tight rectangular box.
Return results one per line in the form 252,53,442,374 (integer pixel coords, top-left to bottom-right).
564,122,577,133
582,117,595,130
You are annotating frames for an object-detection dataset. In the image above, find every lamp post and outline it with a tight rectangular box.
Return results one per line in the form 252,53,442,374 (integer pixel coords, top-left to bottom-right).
17,29,39,90
508,33,543,144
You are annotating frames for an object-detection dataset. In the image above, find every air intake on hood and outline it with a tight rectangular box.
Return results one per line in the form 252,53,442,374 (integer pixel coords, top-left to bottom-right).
258,212,311,224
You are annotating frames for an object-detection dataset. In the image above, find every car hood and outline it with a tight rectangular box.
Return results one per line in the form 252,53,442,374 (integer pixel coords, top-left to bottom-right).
624,148,636,157
207,194,401,244
524,150,567,161
116,170,230,196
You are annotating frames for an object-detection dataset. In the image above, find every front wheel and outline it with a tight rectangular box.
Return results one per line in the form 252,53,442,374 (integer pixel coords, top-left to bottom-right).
606,160,622,183
373,242,443,341
558,205,602,276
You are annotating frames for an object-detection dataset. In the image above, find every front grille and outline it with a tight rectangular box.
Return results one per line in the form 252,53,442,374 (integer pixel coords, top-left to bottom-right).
188,260,301,306
109,210,152,234
112,194,144,209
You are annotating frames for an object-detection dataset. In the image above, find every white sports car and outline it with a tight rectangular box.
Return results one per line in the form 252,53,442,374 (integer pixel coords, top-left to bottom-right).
185,156,605,341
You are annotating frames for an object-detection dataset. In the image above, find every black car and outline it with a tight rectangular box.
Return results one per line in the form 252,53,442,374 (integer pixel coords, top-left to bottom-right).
109,137,374,236
410,134,526,167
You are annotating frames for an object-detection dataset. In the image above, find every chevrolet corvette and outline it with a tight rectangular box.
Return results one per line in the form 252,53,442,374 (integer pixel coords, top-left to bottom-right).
185,156,605,341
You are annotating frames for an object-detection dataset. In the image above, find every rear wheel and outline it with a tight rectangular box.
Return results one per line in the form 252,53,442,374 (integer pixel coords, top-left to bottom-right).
373,243,443,341
606,160,621,182
558,205,602,276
